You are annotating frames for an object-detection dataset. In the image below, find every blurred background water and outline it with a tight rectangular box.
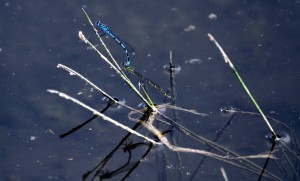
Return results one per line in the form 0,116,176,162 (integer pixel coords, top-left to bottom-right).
1,1,300,180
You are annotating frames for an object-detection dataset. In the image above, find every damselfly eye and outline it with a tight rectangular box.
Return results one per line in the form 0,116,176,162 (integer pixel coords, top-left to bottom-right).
95,21,100,27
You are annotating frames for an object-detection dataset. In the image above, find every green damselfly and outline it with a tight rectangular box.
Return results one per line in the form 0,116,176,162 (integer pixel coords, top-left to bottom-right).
122,64,172,99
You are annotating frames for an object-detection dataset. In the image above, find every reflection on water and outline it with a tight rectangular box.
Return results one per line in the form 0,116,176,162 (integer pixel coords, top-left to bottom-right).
1,0,300,180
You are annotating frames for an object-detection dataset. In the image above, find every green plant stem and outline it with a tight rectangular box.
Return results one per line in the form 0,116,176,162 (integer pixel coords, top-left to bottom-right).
208,33,279,140
80,8,157,112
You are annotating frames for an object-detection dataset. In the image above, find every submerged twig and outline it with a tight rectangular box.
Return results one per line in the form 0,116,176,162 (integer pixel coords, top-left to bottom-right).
127,106,274,160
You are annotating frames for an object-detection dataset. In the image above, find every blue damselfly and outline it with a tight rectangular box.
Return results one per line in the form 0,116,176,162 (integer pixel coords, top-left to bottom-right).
95,21,135,66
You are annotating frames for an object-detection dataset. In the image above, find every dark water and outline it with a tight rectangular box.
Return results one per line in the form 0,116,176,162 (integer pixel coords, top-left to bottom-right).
1,1,300,180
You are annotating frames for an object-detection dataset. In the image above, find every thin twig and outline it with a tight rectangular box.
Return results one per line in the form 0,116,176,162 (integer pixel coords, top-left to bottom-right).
47,89,160,145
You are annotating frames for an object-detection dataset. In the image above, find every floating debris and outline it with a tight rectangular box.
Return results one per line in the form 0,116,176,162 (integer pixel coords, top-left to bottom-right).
30,136,38,141
185,58,202,64
208,13,218,20
45,129,55,134
184,25,196,32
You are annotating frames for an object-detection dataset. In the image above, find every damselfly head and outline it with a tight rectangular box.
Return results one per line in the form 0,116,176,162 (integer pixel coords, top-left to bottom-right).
95,21,101,27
